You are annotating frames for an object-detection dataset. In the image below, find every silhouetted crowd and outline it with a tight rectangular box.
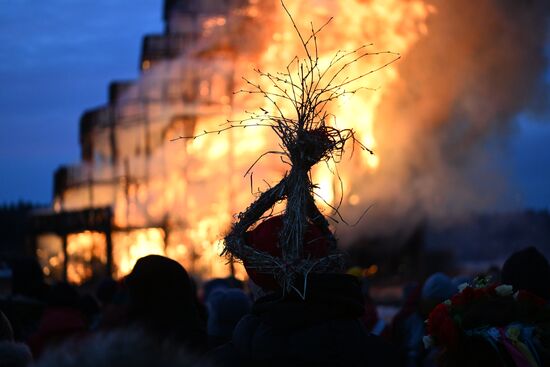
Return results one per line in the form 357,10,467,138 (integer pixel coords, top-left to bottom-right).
1,245,550,367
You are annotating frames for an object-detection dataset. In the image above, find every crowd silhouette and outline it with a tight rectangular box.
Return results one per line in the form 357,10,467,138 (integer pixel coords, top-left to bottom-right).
1,239,550,366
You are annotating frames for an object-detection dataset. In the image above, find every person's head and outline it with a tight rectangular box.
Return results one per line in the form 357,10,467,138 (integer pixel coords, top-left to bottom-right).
125,255,204,344
206,288,251,339
421,273,456,317
501,246,550,300
201,278,231,304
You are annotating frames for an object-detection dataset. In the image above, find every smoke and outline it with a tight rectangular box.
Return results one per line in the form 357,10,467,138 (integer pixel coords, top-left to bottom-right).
339,0,550,239
157,0,550,242
86,0,550,246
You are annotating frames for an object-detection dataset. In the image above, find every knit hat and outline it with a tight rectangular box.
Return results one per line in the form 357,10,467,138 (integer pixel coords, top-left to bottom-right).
421,272,456,302
501,246,550,300
206,288,251,338
243,215,330,290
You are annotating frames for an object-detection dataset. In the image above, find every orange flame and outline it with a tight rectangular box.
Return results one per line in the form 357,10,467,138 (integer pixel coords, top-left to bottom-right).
46,0,436,284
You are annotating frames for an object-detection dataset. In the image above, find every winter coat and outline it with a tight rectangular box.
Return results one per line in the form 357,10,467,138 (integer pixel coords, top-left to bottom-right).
209,273,398,367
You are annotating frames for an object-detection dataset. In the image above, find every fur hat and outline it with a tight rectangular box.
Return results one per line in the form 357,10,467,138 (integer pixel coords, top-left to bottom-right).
421,272,456,302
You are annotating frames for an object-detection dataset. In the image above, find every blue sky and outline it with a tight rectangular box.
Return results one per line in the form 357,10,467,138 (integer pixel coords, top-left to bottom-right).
0,0,163,203
0,1,549,210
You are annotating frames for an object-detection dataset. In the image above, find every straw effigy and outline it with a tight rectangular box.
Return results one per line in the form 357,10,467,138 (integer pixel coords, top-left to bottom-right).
219,2,400,297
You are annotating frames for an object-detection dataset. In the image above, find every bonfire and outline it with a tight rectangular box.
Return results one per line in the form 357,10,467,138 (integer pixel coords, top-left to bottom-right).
179,2,399,296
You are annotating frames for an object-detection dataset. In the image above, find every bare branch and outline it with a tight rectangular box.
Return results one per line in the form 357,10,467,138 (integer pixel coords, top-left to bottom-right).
244,150,286,177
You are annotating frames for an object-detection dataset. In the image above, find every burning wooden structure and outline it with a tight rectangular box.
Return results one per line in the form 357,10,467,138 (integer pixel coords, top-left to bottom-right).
33,0,260,283
33,0,500,283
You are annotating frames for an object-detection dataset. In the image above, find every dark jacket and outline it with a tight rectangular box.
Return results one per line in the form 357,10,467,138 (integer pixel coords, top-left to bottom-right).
210,274,398,367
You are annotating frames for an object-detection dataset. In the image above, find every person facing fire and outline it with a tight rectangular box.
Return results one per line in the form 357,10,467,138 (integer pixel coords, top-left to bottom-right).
209,215,398,367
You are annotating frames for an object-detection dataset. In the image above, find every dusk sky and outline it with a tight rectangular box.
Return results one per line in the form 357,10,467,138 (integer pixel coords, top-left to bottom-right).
0,0,163,204
0,1,549,210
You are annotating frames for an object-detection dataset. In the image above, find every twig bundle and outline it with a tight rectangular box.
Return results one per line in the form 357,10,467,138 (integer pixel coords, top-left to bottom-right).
213,2,398,296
